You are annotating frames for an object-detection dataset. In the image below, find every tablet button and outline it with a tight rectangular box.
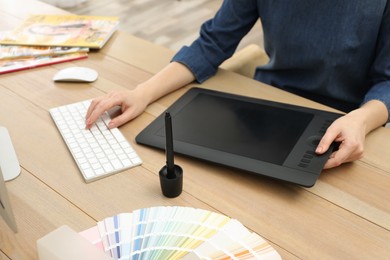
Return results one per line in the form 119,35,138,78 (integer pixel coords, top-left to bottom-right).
307,136,322,147
298,163,308,168
301,158,311,164
306,150,316,155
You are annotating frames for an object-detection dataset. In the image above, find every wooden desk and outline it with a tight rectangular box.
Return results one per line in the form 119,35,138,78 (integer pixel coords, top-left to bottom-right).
1,0,389,259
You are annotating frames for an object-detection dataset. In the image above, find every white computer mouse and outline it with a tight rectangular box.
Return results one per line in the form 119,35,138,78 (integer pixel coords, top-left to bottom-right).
53,66,98,82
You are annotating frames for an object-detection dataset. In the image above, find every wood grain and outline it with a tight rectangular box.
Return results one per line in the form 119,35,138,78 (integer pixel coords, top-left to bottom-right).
1,1,389,259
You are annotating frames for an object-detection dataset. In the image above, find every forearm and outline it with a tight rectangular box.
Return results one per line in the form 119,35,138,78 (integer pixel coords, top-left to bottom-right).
351,100,389,134
135,62,196,105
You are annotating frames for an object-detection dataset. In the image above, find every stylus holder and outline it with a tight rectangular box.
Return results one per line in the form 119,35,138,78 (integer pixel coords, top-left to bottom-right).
159,165,183,198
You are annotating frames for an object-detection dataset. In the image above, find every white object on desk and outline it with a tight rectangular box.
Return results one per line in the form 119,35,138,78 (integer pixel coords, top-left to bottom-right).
53,67,98,83
37,225,113,260
0,127,21,181
49,100,142,183
0,167,18,233
84,206,282,259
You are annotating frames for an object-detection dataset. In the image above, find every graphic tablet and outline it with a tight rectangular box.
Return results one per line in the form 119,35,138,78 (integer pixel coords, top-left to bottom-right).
136,88,342,187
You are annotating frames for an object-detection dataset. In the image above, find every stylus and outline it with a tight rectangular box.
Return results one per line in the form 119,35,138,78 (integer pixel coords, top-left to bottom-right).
165,112,175,178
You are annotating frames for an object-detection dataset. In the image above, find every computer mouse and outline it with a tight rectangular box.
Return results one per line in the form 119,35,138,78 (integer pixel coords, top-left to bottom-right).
53,67,98,82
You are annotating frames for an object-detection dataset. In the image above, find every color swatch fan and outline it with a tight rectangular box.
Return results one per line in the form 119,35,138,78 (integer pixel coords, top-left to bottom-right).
80,206,281,259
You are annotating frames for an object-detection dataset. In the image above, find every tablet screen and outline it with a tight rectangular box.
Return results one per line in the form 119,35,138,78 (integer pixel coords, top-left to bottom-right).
156,93,313,165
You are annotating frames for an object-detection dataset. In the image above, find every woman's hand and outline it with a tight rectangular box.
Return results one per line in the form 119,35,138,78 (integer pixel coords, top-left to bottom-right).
316,112,365,169
85,88,148,129
316,100,388,169
85,62,196,129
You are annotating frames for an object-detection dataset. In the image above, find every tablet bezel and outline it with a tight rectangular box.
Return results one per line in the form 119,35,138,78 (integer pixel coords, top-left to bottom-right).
136,87,342,187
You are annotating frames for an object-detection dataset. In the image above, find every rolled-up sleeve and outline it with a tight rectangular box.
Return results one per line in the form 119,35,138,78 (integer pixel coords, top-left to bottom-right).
171,0,259,83
364,2,390,122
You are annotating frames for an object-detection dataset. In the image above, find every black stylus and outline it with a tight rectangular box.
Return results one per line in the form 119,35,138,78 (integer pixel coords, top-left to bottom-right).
165,111,175,178
159,111,183,197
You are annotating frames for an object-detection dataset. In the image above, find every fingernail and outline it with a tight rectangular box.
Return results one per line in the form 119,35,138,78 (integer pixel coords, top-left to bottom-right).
316,146,322,153
108,122,115,129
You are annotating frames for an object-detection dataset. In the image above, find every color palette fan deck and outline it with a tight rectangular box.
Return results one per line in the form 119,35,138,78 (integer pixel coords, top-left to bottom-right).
80,206,281,259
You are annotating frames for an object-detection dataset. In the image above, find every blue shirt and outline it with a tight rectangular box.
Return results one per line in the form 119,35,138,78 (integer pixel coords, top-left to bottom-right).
172,0,390,120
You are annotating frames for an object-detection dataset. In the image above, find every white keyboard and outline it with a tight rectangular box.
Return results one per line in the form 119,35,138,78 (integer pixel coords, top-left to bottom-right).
49,100,142,183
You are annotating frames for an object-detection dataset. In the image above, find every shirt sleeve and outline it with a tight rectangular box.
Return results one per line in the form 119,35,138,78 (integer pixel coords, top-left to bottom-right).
172,0,259,83
364,2,390,122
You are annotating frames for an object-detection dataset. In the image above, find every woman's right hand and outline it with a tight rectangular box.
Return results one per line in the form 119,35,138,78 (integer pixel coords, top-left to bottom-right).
85,88,149,129
85,61,196,129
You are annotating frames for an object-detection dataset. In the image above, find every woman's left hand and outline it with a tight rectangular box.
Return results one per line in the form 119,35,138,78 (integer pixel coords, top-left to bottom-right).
316,112,365,169
316,100,388,169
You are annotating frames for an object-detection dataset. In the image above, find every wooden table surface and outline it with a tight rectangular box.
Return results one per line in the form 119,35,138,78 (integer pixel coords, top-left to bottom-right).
0,0,389,259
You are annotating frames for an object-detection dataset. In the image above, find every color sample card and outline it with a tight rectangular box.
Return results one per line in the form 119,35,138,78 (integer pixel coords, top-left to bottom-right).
81,206,281,259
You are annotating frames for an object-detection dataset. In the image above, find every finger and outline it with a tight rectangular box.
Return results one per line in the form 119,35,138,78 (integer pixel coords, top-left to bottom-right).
323,157,339,169
86,98,99,119
85,96,119,128
316,129,339,154
85,99,101,128
323,142,356,169
108,113,131,128
323,153,343,169
85,102,106,128
85,97,103,123
109,105,143,128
